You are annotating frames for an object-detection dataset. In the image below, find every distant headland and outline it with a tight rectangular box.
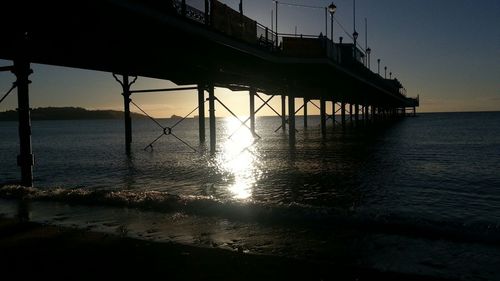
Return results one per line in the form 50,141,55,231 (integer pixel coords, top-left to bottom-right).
0,107,148,121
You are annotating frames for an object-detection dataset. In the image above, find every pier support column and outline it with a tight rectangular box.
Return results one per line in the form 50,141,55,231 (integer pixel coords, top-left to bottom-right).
320,97,327,137
349,104,353,122
281,94,287,131
288,94,296,145
341,102,346,126
355,104,359,122
249,88,256,136
13,58,33,187
197,84,205,143
364,104,369,122
121,75,132,155
303,98,308,128
371,105,375,120
331,99,336,127
208,84,216,153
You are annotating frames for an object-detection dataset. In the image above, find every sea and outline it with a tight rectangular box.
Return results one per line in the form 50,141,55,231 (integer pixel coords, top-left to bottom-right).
1,112,499,280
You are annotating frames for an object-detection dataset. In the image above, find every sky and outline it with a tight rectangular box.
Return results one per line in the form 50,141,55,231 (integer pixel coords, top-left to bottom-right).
1,0,499,117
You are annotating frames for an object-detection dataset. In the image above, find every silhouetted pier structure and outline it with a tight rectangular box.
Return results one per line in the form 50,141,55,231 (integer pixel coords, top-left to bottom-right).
0,0,419,187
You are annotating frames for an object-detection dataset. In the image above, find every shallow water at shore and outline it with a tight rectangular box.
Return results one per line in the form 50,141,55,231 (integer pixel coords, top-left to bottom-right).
1,112,500,280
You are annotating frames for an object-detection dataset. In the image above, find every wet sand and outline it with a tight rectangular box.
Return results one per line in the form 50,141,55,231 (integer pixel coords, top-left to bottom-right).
0,217,454,281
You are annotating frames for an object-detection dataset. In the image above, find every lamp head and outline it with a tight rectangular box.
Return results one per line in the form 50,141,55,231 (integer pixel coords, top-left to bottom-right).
353,31,358,41
328,3,337,14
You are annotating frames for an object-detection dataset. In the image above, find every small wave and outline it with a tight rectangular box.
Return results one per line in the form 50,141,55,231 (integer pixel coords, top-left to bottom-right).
1,185,499,245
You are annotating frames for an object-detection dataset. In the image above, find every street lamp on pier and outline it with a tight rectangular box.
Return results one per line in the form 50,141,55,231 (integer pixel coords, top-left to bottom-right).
384,66,387,79
328,3,337,41
377,59,381,75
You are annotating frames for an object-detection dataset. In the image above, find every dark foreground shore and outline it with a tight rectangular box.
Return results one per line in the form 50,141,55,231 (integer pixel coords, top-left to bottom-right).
0,217,455,281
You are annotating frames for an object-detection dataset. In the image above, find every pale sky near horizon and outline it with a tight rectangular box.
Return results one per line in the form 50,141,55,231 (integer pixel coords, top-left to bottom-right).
0,0,499,117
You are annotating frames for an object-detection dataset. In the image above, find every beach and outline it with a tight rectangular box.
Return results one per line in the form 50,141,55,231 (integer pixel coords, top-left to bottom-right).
0,215,455,281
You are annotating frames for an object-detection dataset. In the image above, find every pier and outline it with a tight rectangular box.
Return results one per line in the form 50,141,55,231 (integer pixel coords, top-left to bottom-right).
0,0,419,187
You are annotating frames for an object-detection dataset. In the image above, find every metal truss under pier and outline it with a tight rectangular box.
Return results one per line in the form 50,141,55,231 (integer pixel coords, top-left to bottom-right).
0,0,419,187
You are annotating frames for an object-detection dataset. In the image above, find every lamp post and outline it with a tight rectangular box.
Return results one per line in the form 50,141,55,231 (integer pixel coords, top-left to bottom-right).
328,3,336,41
239,0,243,14
366,47,371,69
352,31,358,59
390,72,392,79
275,1,278,48
384,66,387,79
377,59,380,75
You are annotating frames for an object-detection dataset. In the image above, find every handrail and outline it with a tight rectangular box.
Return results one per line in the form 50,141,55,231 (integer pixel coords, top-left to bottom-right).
169,0,408,99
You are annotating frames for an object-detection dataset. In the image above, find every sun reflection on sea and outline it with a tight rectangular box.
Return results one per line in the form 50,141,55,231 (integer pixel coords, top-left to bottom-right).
215,117,261,200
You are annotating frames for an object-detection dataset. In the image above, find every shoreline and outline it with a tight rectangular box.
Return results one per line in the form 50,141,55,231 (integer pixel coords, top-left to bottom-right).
0,217,454,281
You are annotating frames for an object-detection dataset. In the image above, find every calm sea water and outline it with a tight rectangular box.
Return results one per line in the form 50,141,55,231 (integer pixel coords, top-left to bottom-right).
1,112,499,280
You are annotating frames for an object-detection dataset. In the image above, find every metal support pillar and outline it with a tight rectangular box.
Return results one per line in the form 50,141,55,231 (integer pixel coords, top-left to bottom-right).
208,84,216,153
371,105,375,120
320,97,327,136
122,75,132,155
288,94,295,145
341,102,346,126
364,104,369,122
350,104,353,122
249,88,256,136
331,99,336,127
413,106,416,117
114,74,137,155
197,84,205,142
13,58,33,187
281,94,286,131
303,98,308,128
355,104,359,122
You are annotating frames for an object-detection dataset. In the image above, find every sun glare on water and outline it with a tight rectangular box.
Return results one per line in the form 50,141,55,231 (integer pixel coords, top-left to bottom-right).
215,117,261,200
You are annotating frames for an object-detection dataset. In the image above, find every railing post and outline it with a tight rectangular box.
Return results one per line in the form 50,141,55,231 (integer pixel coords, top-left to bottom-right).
265,27,269,47
13,58,33,187
198,84,205,143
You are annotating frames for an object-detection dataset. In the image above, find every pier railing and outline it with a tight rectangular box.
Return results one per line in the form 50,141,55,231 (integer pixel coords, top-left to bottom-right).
169,0,407,98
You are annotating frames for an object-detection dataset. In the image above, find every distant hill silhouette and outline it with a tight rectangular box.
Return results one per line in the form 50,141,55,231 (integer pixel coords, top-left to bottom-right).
0,107,148,121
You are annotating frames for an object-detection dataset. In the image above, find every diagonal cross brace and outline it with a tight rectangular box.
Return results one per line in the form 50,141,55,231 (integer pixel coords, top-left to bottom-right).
130,100,200,152
274,102,303,132
0,83,17,105
228,94,275,139
215,97,262,139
